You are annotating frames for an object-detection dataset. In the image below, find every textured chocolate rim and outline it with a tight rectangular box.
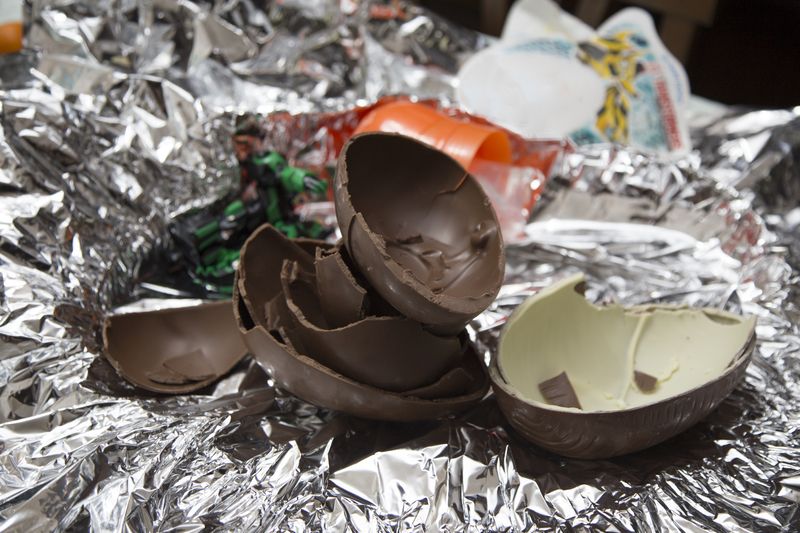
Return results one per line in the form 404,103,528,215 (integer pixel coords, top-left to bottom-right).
334,132,505,331
488,329,756,459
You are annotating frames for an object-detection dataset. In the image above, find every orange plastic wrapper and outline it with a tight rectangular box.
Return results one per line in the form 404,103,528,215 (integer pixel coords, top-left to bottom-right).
354,100,513,169
250,97,565,242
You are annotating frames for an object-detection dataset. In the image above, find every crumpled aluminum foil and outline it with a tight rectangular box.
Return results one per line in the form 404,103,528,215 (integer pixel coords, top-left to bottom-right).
1,0,799,531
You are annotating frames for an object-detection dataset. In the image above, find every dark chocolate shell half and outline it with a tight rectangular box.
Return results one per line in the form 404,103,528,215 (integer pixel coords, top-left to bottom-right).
334,132,505,335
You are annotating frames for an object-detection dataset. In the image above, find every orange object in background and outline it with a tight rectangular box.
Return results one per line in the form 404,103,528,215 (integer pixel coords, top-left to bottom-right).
354,101,512,170
261,97,565,242
0,22,22,54
0,0,23,55
353,99,563,241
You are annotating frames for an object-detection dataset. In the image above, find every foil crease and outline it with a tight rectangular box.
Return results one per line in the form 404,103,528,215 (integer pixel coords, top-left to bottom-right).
0,1,799,531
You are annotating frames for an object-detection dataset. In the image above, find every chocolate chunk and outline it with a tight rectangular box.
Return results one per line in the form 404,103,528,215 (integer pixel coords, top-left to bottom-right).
573,281,587,295
538,371,581,409
634,371,658,392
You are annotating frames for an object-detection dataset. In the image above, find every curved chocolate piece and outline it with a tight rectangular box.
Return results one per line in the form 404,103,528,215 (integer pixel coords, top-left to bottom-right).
103,301,248,394
279,261,463,392
490,334,755,459
634,371,658,392
334,132,505,335
238,224,329,329
488,274,758,460
538,371,581,409
233,281,489,421
314,245,368,328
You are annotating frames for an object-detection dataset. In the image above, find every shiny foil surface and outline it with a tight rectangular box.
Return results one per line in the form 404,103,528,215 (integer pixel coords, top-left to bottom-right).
1,1,799,531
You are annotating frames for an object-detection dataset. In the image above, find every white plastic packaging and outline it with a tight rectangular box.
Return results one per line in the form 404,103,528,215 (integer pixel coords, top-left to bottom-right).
458,0,691,154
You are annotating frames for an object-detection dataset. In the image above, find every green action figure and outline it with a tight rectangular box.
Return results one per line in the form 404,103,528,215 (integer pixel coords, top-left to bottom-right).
174,123,330,294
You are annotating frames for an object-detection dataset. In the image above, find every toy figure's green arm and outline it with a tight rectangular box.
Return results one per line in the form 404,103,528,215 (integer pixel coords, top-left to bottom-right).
251,150,327,195
251,152,286,170
279,166,327,195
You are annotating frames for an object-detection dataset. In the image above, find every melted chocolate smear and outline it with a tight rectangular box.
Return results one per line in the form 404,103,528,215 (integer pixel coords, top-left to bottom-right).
634,370,658,392
538,371,582,409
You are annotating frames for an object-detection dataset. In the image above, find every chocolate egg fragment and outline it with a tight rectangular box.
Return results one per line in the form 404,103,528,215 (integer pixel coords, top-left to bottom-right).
334,132,505,335
234,223,489,421
314,245,368,328
238,224,330,326
278,260,463,392
489,274,757,459
103,301,248,394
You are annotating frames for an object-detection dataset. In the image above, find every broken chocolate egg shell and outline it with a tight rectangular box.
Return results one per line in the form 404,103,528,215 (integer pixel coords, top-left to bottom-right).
235,222,487,419
314,244,369,327
278,260,463,392
103,300,248,394
489,274,757,459
238,224,330,327
334,132,505,336
233,279,489,421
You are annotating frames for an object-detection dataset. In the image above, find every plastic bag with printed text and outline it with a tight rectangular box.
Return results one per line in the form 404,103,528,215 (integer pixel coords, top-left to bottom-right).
458,0,691,154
